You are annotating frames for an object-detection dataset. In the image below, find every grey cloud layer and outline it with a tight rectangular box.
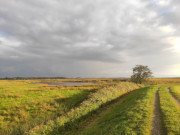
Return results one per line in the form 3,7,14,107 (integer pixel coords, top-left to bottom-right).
0,0,180,77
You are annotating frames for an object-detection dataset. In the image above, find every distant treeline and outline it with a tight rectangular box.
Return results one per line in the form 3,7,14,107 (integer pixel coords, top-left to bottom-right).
0,77,67,80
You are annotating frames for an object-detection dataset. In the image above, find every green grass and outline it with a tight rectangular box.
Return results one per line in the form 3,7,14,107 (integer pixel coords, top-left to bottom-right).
29,82,141,135
2,79,180,135
170,85,180,100
159,85,180,134
0,80,99,135
73,86,157,135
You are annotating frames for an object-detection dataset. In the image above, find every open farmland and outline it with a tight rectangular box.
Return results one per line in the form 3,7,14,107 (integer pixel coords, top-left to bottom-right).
0,78,180,135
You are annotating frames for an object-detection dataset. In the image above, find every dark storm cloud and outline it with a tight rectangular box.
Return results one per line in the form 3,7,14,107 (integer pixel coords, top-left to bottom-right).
0,0,180,77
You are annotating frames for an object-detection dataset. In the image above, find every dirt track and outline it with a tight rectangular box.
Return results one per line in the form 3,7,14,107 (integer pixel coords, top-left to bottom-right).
151,89,163,135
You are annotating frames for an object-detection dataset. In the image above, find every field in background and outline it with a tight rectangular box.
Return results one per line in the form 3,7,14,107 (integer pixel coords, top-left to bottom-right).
150,78,180,83
0,78,180,135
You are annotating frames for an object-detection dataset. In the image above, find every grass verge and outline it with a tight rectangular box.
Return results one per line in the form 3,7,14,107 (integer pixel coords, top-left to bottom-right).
74,86,157,135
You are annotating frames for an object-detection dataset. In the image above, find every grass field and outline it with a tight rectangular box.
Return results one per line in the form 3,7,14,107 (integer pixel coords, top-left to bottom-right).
29,82,140,134
0,79,115,134
0,78,180,135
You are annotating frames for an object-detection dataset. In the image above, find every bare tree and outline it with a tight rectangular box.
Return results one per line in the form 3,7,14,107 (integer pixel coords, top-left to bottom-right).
131,65,153,84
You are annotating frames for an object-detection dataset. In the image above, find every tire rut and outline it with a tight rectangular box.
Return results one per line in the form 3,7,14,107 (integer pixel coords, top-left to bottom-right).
151,89,164,135
168,88,180,108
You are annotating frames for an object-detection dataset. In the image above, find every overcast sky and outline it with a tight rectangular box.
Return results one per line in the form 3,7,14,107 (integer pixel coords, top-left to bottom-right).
0,0,180,78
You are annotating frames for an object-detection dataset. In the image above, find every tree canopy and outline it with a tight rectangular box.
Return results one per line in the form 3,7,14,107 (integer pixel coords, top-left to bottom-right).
131,65,153,84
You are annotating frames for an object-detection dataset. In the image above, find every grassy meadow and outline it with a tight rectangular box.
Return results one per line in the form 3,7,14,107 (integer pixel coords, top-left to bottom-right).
0,78,180,135
0,79,115,134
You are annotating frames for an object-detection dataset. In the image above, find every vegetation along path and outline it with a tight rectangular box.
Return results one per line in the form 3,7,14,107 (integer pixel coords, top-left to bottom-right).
64,86,157,135
64,90,132,135
29,82,140,135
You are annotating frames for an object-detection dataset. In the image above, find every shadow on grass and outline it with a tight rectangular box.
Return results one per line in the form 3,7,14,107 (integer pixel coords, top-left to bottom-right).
46,90,138,135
